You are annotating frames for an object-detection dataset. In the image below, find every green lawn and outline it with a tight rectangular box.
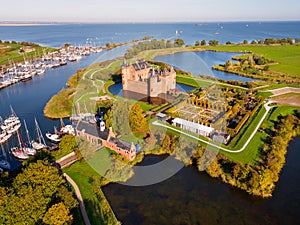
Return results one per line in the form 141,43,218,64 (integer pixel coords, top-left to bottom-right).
0,43,55,65
201,44,300,77
258,83,300,91
63,158,119,225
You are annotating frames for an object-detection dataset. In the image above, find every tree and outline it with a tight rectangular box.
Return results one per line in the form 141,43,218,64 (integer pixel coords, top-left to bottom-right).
161,134,171,149
0,160,77,225
56,186,78,210
111,100,131,136
201,39,206,46
195,40,200,46
43,203,73,225
174,38,185,47
287,38,294,45
129,104,147,131
208,39,219,46
226,41,232,45
243,39,249,44
206,158,222,178
56,134,79,159
225,60,233,70
104,108,112,129
105,42,111,48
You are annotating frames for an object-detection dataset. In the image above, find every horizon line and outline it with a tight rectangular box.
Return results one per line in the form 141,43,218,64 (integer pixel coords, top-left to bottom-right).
0,19,300,25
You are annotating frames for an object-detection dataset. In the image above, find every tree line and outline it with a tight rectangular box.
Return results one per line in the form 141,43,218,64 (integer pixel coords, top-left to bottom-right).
150,110,300,198
194,37,299,46
0,39,39,46
0,152,79,225
125,38,185,59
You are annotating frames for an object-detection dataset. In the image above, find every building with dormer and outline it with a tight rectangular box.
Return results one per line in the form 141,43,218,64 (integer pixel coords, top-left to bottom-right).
121,60,176,97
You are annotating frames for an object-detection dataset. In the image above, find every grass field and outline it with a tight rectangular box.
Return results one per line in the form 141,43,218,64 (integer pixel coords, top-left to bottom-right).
64,158,119,225
0,42,55,65
199,44,300,77
134,47,202,61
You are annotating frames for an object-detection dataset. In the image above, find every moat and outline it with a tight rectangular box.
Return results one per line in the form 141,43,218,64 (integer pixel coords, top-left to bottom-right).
103,137,300,225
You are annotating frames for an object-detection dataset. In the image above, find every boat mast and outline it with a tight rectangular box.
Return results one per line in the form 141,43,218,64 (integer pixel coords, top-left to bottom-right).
23,120,31,145
35,118,46,145
10,105,16,117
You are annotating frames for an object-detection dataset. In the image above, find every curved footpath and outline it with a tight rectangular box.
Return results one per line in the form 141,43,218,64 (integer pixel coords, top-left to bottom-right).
152,102,274,153
64,173,91,225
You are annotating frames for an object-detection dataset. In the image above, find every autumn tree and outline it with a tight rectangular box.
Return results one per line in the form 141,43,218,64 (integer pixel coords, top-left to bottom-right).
104,108,112,129
129,104,147,132
206,158,222,178
0,160,78,225
43,202,73,225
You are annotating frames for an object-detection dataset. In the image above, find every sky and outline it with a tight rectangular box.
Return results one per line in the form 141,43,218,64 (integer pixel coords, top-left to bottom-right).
1,0,300,23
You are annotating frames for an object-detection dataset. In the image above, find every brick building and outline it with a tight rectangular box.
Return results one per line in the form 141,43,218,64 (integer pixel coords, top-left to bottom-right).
121,60,176,97
75,121,137,161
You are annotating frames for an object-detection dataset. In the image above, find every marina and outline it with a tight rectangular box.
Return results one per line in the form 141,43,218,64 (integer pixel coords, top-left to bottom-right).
0,44,131,172
0,45,103,90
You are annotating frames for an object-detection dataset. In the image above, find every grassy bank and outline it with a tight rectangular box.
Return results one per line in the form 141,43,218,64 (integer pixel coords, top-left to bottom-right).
0,42,55,66
63,161,119,225
196,44,300,77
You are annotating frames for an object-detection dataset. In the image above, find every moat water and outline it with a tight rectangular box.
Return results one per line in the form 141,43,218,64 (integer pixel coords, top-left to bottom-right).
103,136,300,225
108,82,195,105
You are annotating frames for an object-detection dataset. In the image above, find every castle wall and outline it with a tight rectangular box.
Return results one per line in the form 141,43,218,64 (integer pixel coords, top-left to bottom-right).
121,62,176,97
124,80,149,96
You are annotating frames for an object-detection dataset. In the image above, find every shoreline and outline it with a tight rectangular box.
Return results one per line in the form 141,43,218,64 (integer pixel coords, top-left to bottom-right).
0,23,59,27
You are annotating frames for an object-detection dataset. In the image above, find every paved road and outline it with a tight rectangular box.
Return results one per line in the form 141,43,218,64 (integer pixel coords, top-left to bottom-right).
152,102,273,153
64,173,91,225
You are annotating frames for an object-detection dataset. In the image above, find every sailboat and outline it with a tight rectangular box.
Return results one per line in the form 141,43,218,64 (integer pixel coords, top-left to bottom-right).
11,130,29,160
0,131,12,144
1,105,21,134
31,118,47,150
23,120,37,156
46,126,61,143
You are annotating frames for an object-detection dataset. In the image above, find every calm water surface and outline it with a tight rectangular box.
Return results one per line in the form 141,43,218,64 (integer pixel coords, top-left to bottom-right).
155,51,254,82
103,137,300,225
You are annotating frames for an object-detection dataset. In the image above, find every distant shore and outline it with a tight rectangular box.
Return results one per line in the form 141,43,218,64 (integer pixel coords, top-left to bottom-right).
0,23,57,26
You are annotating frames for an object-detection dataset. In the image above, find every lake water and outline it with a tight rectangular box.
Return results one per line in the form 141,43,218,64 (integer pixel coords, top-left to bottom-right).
154,51,254,82
0,22,299,223
1,22,300,47
108,82,195,104
103,137,300,225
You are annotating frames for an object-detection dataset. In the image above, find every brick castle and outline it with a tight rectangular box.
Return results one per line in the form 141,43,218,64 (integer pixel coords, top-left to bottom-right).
121,60,176,97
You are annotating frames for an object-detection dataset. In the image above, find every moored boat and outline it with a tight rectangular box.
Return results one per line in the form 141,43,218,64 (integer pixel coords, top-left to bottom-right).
6,123,21,134
0,132,12,144
31,118,47,150
46,132,61,143
11,147,29,160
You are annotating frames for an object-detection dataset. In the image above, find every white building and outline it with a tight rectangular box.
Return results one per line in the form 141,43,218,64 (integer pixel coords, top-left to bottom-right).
172,118,214,137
